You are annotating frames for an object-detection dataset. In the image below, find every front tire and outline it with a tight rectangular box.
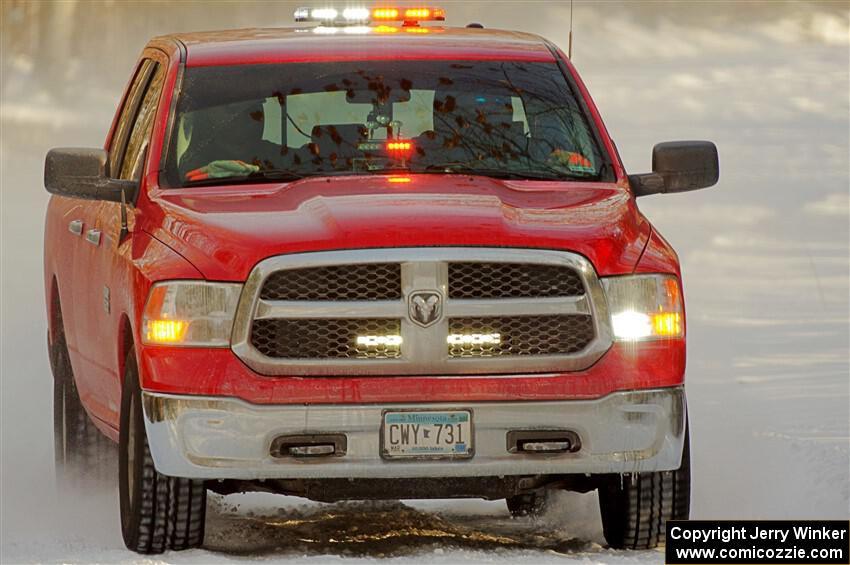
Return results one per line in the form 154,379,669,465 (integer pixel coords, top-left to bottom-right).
598,428,691,549
119,351,206,554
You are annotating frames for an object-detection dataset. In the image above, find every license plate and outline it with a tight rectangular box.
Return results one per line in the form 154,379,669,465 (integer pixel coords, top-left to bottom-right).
381,410,473,459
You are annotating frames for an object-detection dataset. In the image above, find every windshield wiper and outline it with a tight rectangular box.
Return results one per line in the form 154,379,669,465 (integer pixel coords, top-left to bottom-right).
418,164,584,181
182,169,306,187
181,165,596,186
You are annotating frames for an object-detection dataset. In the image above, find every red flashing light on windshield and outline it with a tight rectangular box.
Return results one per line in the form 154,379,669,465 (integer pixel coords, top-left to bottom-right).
386,140,412,152
386,139,414,164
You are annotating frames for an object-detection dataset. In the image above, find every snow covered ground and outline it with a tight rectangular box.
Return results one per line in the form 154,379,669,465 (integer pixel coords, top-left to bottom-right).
2,2,848,563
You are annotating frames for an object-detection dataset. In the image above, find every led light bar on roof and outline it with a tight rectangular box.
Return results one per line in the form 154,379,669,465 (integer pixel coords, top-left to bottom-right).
294,6,445,24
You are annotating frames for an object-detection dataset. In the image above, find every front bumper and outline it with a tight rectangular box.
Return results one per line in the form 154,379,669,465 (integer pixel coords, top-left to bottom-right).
142,387,686,480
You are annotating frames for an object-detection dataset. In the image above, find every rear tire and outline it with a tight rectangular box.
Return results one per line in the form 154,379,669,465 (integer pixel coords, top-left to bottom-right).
119,350,206,554
52,332,115,486
598,428,691,549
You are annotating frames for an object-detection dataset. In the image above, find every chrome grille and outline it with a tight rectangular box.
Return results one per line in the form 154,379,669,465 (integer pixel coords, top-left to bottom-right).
449,263,585,299
260,263,401,301
233,248,612,377
448,315,594,357
252,318,402,359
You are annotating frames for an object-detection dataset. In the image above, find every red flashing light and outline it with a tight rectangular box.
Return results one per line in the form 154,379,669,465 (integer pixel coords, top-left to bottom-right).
386,140,413,152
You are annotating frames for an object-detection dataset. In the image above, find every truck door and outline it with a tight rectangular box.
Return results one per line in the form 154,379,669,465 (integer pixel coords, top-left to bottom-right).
74,55,165,427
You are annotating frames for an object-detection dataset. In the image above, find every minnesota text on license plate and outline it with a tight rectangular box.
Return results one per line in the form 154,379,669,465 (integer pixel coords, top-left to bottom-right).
382,410,473,458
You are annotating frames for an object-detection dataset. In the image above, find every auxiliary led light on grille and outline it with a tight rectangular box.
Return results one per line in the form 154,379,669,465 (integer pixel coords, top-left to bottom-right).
447,333,502,346
356,335,403,347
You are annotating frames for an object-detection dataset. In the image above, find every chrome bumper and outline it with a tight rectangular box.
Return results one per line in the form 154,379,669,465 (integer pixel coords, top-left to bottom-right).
142,387,686,480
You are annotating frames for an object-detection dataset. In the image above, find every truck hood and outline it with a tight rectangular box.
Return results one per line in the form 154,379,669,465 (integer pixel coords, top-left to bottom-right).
144,174,650,281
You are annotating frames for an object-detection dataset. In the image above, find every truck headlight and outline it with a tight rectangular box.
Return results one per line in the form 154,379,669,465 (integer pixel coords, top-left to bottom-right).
601,274,683,341
142,282,242,347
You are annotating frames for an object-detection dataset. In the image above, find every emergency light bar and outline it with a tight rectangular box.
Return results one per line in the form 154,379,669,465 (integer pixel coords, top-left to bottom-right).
294,6,445,24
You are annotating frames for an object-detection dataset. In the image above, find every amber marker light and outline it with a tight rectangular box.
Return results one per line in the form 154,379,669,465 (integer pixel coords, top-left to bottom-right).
652,312,681,337
387,176,412,183
145,320,188,344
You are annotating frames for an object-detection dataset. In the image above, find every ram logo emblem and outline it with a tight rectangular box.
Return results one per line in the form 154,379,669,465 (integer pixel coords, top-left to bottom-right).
409,291,442,327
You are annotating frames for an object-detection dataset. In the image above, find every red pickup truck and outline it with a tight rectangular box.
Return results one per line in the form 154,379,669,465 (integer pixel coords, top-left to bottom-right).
43,6,718,555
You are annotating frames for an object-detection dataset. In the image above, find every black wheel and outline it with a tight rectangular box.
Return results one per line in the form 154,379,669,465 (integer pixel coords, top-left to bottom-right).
52,329,115,486
598,427,691,549
506,490,550,517
119,350,206,554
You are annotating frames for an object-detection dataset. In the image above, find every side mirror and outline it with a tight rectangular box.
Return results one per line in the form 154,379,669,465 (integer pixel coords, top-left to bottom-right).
629,141,719,197
44,148,137,202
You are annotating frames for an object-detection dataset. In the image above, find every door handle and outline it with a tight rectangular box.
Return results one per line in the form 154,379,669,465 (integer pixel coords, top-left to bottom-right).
68,220,83,236
85,229,101,246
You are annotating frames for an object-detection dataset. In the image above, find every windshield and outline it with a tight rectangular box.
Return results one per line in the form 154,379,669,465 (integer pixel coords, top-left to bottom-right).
163,59,611,187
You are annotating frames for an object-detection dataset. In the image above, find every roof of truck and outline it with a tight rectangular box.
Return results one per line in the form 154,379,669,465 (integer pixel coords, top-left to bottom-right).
155,27,558,67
